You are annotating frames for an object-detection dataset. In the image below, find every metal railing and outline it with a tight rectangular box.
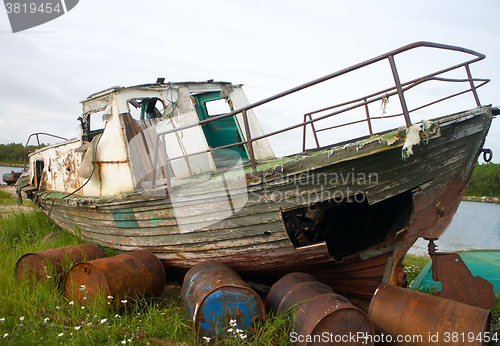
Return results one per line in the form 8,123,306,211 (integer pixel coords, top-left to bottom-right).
23,132,68,170
152,42,489,186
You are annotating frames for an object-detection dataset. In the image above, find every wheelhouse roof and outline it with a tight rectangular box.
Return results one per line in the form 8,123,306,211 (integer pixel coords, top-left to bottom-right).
82,80,234,104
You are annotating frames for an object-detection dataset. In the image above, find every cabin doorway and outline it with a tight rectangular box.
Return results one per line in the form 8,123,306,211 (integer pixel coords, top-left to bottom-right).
193,92,249,167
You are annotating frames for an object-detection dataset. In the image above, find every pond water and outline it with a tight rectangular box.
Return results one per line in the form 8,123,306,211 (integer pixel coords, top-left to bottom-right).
408,201,500,255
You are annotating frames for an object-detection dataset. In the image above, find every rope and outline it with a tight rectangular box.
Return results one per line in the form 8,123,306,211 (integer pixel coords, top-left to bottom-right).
381,93,389,117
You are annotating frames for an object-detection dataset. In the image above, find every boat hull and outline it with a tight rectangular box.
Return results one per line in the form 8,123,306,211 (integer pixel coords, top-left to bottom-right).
3,171,22,186
31,106,494,300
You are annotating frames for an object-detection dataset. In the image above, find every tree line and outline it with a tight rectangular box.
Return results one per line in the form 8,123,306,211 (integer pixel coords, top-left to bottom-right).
464,162,500,197
0,143,46,164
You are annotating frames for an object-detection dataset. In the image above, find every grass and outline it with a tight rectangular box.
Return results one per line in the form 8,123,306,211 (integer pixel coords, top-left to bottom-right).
402,254,432,287
0,190,33,207
0,195,293,345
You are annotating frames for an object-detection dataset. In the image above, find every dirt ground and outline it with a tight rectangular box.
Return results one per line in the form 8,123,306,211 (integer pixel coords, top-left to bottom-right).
0,185,33,217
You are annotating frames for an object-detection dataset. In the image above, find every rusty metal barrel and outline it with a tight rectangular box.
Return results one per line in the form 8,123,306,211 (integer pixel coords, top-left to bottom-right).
368,283,491,346
181,261,266,339
64,250,165,307
266,272,374,346
15,243,105,283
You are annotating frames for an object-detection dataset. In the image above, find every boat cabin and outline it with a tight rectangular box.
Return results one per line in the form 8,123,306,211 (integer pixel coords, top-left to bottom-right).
27,81,274,197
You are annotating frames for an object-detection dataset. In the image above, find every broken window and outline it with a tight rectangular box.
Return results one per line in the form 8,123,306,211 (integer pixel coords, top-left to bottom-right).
205,98,232,116
80,109,106,143
128,97,168,120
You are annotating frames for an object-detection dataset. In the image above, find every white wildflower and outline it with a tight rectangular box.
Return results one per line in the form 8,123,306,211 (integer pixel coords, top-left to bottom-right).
74,326,81,330
46,275,52,279
115,314,121,318
227,328,233,333
68,301,74,306
100,318,107,324
0,318,4,322
229,319,237,327
202,336,211,342
81,306,85,310
121,299,128,304
19,316,25,321
43,318,49,323
236,329,243,334
240,334,247,340
55,306,61,310
121,340,126,345
3,333,8,338
107,296,113,300
57,333,64,337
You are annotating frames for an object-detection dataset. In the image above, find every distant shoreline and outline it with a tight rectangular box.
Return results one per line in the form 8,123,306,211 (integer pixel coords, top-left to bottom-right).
0,162,24,168
462,196,499,203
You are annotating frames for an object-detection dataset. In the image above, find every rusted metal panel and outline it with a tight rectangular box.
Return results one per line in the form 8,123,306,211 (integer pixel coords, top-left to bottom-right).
427,241,495,309
28,139,82,194
368,284,491,346
181,261,265,339
64,250,165,307
15,244,105,283
266,272,374,346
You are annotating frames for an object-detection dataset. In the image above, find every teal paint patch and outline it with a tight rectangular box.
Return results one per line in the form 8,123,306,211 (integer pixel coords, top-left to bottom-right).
150,218,163,227
111,208,139,228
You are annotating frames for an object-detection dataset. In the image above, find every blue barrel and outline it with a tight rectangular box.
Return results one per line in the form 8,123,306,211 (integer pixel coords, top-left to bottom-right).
181,261,265,338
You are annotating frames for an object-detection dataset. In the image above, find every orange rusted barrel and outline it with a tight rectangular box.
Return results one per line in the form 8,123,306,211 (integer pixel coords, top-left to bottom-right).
181,261,266,339
64,250,165,307
368,283,491,346
266,272,374,346
15,243,105,283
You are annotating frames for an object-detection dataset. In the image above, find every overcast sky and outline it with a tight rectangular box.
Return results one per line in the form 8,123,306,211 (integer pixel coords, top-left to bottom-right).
0,0,499,162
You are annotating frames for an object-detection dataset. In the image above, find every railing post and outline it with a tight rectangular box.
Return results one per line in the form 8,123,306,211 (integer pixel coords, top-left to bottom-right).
242,110,257,175
302,114,307,152
465,64,481,107
302,114,321,151
152,135,159,188
308,114,320,149
162,135,171,190
364,98,373,135
388,55,412,127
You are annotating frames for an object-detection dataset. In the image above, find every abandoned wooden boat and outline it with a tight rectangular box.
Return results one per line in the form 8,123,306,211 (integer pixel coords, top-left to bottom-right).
17,42,497,300
3,171,22,186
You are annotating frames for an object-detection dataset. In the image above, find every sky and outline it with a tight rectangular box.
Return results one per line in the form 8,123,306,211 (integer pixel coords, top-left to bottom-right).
0,0,499,162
